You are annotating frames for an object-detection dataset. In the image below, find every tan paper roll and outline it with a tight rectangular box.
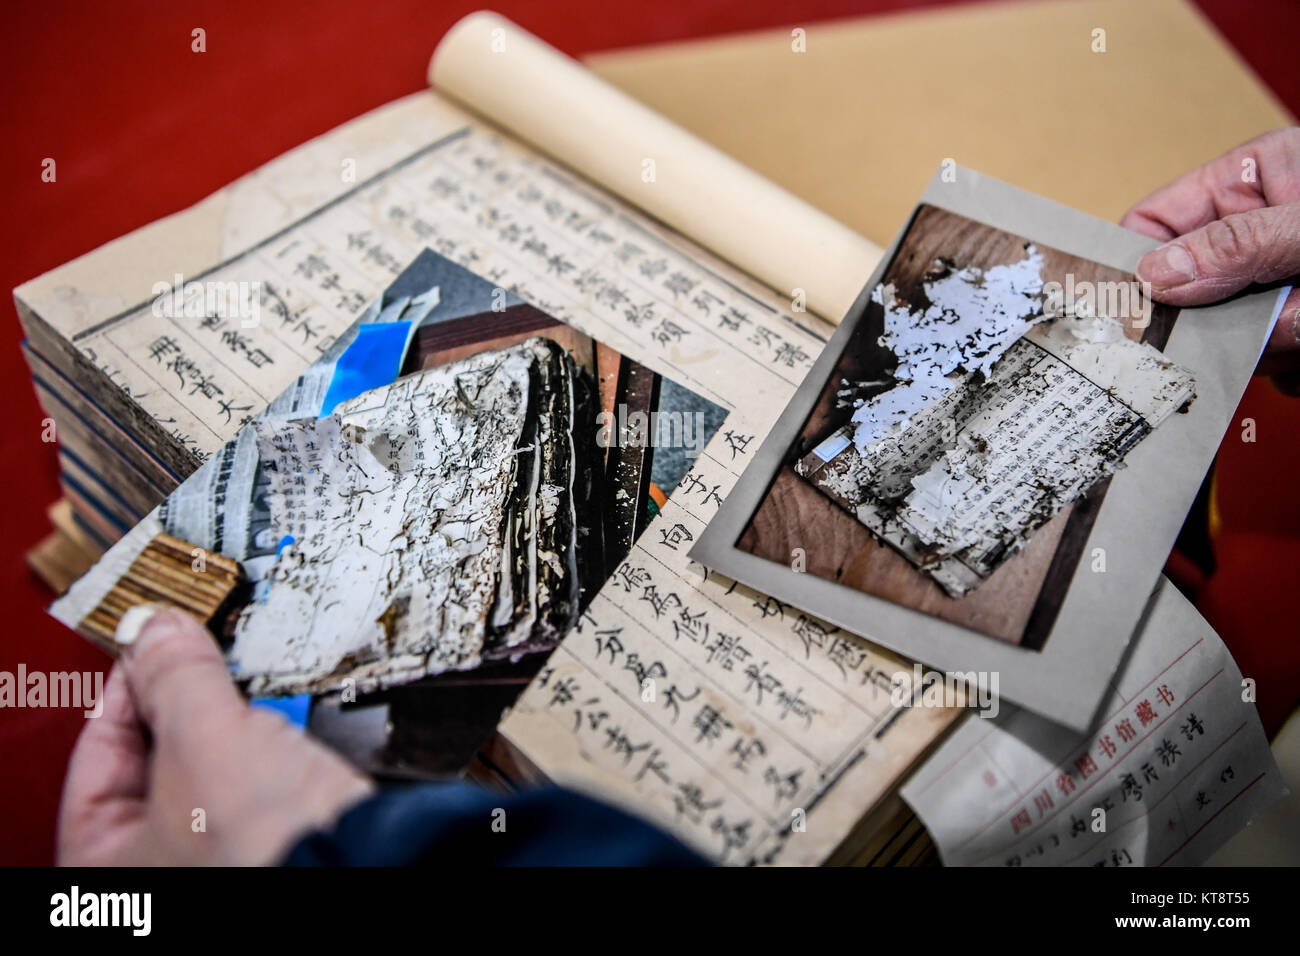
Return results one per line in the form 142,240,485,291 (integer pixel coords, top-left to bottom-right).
430,11,881,323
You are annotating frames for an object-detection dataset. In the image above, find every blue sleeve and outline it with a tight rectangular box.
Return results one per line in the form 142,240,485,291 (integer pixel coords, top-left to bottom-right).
281,783,711,866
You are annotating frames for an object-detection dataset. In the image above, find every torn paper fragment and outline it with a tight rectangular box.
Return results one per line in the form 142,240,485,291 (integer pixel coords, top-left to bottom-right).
901,579,1287,867
851,245,1048,453
800,315,1195,596
226,338,595,696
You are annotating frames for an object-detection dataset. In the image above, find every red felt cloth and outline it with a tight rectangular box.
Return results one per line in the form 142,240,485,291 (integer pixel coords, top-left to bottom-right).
1,0,1296,865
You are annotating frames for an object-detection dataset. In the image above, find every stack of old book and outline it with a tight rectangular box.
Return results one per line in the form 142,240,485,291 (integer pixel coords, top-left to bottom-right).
20,325,188,590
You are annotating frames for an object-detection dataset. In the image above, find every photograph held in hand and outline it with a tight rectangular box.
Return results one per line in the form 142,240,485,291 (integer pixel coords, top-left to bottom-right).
52,248,726,775
693,169,1286,731
742,204,1193,648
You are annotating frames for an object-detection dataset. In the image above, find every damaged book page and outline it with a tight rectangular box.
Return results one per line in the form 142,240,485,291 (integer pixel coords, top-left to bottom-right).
691,172,1287,732
799,275,1195,597
52,248,728,699
229,339,591,695
901,577,1287,867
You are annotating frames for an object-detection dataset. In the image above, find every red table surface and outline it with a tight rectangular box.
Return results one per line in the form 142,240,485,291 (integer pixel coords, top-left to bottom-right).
1,0,1297,865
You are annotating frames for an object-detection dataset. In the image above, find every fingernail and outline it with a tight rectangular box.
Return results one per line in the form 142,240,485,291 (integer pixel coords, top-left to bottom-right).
116,603,164,647
1137,243,1197,290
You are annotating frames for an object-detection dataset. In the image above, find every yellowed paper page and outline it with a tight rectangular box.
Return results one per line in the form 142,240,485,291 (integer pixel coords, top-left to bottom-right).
430,12,882,323
497,422,959,864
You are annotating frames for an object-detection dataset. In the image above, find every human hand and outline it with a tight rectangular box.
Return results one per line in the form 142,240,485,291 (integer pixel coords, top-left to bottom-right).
1122,127,1300,384
58,605,373,865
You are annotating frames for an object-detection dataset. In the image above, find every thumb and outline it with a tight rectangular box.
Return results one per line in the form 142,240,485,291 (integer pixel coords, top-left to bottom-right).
115,604,247,744
1135,202,1300,307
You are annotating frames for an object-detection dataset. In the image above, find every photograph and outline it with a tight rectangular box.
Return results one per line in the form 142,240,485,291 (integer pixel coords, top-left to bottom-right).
690,168,1282,733
736,203,1189,650
53,246,727,777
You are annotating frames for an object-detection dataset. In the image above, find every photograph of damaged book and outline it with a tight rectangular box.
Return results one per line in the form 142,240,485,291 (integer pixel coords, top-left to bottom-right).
51,248,724,774
692,168,1285,730
758,205,1193,629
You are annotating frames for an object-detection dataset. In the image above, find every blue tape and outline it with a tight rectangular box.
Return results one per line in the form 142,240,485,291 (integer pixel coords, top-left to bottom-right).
251,694,312,728
320,321,413,415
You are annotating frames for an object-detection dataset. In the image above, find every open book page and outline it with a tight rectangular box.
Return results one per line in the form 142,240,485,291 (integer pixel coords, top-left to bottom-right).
901,578,1286,867
31,56,957,862
20,97,839,467
16,16,878,357
495,439,960,864
430,13,882,322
